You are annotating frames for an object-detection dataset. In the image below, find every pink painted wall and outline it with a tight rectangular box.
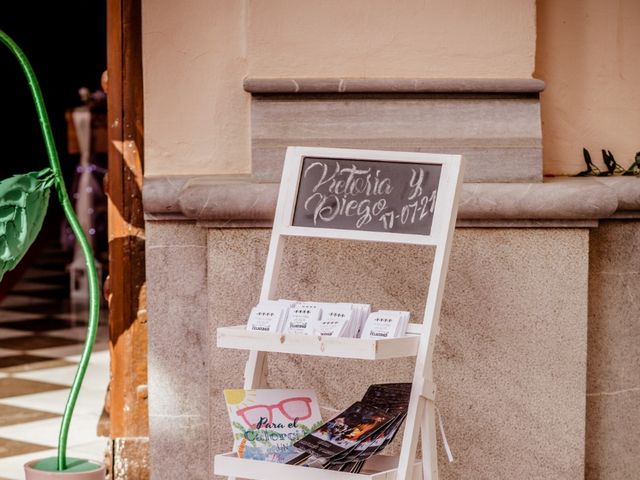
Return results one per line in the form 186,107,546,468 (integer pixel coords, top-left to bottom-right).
536,0,640,175
248,0,536,79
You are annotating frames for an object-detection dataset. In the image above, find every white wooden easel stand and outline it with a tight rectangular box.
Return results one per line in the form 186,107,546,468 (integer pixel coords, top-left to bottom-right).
215,147,464,480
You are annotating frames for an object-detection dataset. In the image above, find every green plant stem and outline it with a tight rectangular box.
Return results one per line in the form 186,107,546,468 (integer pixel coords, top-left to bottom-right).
0,30,100,472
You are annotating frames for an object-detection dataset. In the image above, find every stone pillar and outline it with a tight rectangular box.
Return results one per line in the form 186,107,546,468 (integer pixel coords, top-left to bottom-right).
146,222,210,479
586,220,640,479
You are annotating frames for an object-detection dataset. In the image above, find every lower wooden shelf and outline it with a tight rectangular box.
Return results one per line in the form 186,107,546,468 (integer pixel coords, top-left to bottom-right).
216,325,421,360
214,452,423,480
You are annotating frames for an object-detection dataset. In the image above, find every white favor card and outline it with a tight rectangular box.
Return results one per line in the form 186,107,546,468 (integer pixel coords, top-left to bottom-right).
360,310,410,339
284,304,322,335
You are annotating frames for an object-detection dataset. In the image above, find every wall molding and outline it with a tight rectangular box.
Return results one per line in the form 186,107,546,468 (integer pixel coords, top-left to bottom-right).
245,78,544,183
243,77,545,95
143,175,640,227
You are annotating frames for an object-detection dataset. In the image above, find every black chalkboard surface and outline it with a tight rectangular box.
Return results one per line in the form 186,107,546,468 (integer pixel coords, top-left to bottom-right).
292,157,442,235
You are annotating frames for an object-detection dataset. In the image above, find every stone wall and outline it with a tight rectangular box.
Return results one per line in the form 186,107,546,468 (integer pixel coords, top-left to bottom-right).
144,176,640,480
147,223,590,480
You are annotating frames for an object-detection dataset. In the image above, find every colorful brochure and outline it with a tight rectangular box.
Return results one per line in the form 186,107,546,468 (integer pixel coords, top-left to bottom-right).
290,383,412,472
224,389,323,463
293,401,393,460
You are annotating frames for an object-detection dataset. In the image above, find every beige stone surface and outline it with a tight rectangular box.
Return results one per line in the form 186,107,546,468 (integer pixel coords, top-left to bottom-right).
586,221,640,479
594,177,640,211
585,393,640,480
146,221,210,480
206,228,589,479
251,95,542,183
206,228,268,463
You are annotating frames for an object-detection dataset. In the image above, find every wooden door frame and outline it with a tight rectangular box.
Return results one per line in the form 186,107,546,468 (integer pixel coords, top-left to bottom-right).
106,0,148,475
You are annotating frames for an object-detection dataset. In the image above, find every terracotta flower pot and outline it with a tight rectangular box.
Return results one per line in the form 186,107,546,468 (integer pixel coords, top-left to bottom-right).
24,458,106,480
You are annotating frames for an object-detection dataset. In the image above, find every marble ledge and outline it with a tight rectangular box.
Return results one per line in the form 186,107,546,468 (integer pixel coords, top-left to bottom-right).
143,175,640,227
243,77,545,95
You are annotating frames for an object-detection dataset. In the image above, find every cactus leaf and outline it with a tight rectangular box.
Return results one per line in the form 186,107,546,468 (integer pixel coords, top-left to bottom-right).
0,168,53,282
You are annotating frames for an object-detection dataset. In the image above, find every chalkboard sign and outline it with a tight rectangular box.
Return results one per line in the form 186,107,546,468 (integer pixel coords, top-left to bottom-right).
293,157,442,235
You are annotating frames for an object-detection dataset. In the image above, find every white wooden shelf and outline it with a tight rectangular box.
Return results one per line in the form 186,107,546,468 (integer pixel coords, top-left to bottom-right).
217,325,421,360
214,452,423,480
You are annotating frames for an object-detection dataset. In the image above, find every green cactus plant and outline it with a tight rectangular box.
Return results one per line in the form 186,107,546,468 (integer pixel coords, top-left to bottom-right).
0,30,101,473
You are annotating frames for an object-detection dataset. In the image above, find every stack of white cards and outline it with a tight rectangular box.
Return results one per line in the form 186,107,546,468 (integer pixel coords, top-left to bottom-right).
246,301,410,339
313,303,370,338
360,310,410,339
246,300,371,338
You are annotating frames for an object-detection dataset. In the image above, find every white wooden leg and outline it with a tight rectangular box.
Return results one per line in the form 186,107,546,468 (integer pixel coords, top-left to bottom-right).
244,350,268,389
421,400,439,480
396,393,424,480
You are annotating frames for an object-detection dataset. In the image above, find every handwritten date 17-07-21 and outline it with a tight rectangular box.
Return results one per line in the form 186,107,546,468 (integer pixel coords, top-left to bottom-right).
301,161,438,231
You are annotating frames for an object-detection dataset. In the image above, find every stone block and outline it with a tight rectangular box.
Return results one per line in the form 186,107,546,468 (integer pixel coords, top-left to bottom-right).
251,95,542,183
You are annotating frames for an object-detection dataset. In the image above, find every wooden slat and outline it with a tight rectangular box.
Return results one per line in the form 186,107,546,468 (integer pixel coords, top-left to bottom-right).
217,325,420,360
215,453,424,480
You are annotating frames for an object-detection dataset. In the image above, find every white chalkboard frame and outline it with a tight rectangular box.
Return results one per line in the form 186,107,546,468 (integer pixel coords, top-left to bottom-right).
275,146,462,246
217,146,464,480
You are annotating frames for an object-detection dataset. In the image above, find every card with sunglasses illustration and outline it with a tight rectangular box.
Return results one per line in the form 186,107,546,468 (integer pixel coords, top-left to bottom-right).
292,401,394,461
224,389,323,463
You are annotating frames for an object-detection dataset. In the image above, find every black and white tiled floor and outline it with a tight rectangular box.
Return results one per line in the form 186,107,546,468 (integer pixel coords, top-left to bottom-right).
0,248,109,479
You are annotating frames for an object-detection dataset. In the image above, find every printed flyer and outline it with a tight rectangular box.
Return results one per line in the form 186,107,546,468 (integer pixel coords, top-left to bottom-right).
291,383,412,473
224,389,323,463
